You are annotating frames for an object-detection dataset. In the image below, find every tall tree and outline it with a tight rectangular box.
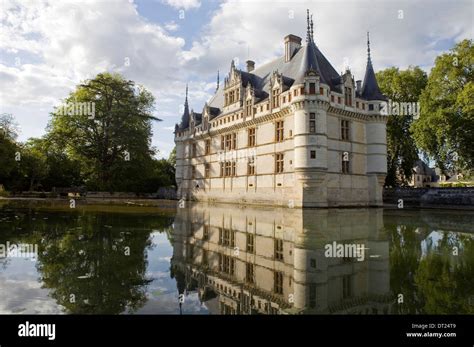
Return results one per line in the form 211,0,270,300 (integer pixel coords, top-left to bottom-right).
411,39,474,174
47,73,160,191
376,66,427,186
0,114,19,185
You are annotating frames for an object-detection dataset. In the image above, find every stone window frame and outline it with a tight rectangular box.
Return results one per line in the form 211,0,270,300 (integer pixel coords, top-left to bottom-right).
309,113,316,133
275,153,284,173
275,120,284,142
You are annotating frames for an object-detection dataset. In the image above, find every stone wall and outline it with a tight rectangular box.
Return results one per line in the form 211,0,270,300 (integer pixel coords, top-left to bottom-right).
6,188,177,200
383,187,474,208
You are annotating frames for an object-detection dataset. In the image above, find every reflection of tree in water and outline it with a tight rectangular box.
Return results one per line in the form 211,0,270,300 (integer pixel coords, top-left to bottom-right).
414,233,474,314
389,223,474,314
388,223,424,314
1,206,174,314
35,213,155,314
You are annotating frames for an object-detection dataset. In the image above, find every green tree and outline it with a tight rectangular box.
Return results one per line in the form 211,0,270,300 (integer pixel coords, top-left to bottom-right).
0,114,19,186
376,67,427,186
412,39,474,174
25,137,83,190
47,72,160,191
0,136,17,185
18,139,49,191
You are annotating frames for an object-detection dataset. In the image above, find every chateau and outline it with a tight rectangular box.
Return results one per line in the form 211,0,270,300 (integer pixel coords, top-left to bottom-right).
174,10,388,207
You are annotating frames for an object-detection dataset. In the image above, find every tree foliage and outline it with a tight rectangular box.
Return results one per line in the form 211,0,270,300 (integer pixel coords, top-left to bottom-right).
0,114,18,184
47,72,160,191
411,39,474,174
376,66,427,186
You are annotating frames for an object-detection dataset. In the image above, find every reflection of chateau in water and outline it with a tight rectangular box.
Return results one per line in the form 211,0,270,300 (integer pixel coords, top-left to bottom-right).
1,201,472,314
171,204,393,314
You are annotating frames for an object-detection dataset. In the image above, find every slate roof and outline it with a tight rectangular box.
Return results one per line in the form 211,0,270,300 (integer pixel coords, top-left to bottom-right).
192,112,202,125
177,14,385,130
360,60,386,101
178,84,190,130
360,33,386,101
413,160,436,177
207,40,342,111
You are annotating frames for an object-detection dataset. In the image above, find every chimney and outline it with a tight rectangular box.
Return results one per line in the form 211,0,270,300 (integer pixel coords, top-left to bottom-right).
284,34,302,62
356,80,362,93
246,60,255,72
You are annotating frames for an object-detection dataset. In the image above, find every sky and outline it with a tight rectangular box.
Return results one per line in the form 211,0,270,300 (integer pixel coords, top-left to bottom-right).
0,0,472,158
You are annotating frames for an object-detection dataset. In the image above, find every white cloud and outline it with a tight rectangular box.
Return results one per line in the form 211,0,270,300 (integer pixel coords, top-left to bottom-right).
0,0,188,107
163,0,201,10
165,20,179,31
0,275,63,314
183,0,473,81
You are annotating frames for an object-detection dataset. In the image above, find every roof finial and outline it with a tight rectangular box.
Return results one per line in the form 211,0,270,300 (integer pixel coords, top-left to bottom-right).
306,9,311,43
310,14,314,42
367,31,371,62
185,83,188,103
216,70,220,92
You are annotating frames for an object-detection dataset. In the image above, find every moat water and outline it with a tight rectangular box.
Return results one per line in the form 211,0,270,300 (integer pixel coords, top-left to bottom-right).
0,200,473,314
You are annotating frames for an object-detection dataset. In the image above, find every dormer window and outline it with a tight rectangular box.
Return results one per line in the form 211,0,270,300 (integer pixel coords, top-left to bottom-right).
344,87,352,106
225,88,240,106
309,83,316,94
246,99,252,116
272,88,280,108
